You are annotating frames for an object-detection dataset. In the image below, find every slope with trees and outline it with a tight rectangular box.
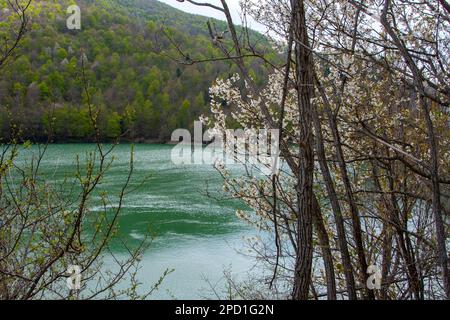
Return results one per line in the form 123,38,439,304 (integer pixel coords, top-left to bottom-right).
0,0,272,142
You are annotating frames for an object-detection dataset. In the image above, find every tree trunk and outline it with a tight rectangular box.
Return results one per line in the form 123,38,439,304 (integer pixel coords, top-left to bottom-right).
322,97,374,299
291,0,315,300
312,83,358,299
312,195,337,300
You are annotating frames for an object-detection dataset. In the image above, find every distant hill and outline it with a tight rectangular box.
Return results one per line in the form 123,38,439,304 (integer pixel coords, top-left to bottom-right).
0,0,274,142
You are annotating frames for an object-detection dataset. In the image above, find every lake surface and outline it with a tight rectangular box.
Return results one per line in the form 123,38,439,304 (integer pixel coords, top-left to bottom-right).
22,144,258,299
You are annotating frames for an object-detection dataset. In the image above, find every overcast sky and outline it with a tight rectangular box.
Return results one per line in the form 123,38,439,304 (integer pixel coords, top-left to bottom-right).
157,0,266,33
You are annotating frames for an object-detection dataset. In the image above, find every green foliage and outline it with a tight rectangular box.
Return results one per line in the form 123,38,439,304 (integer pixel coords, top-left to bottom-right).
43,106,94,140
0,0,272,142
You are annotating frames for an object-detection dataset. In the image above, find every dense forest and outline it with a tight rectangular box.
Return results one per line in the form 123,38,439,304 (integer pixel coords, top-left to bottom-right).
0,0,272,142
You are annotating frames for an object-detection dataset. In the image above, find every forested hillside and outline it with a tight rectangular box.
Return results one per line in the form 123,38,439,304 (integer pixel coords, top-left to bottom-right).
0,0,272,142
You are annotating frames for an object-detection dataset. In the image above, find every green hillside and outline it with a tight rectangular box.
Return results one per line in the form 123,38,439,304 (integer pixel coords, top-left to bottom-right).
0,0,272,142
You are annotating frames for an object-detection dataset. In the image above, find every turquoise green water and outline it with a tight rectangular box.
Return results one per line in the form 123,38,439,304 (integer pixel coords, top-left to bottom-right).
21,144,257,299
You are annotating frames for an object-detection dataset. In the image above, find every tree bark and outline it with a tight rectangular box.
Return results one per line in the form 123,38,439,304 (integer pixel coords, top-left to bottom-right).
311,89,358,299
318,85,374,299
312,195,337,300
291,0,315,300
